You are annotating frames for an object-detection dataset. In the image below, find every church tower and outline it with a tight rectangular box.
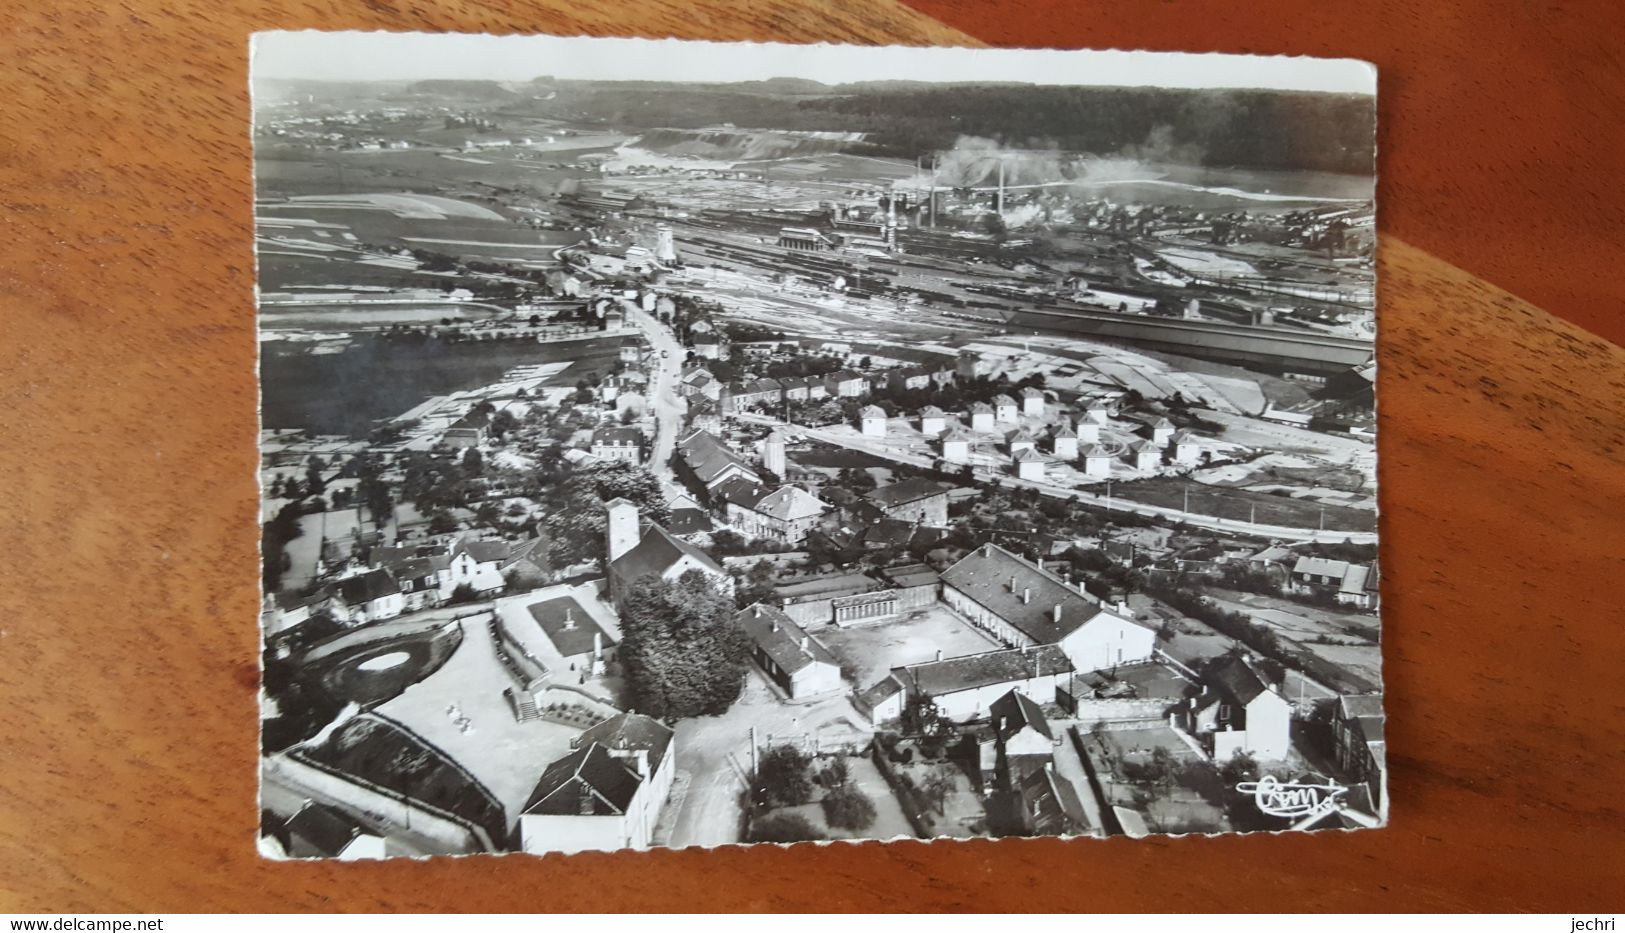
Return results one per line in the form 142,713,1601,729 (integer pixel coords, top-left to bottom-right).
605,498,640,564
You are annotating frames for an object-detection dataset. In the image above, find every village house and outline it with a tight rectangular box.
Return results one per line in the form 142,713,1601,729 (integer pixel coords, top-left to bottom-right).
992,393,1019,424
675,428,759,493
1147,417,1176,446
956,349,988,380
939,543,1156,673
824,369,868,398
856,644,1075,725
940,425,973,463
329,569,404,624
1288,556,1380,610
728,377,783,411
737,603,844,699
919,405,947,436
687,398,721,435
1333,693,1387,818
1021,386,1046,417
1082,445,1114,478
886,367,933,392
860,404,887,437
1074,418,1102,444
619,336,643,364
968,401,995,433
1017,764,1091,838
721,483,830,546
780,375,816,401
446,537,512,598
605,498,734,607
989,688,1059,788
691,332,727,360
1169,430,1202,465
1050,423,1078,459
1007,427,1037,456
679,367,721,401
281,803,388,861
863,477,949,526
1013,447,1047,481
590,426,644,463
518,713,675,855
442,409,490,449
1180,654,1293,761
1082,400,1112,426
1127,438,1161,470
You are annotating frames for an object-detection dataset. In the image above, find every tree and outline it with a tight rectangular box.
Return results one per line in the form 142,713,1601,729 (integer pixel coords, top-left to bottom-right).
820,781,877,831
748,812,822,843
619,570,748,719
462,448,484,475
755,744,814,808
735,560,779,609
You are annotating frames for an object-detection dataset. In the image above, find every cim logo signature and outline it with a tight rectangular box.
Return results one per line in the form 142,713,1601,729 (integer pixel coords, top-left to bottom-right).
1236,775,1349,820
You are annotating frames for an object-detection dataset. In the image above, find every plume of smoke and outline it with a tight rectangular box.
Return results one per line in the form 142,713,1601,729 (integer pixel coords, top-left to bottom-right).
907,126,1207,200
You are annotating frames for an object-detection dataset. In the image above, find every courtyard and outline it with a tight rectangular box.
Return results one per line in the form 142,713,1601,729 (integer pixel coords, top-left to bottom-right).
817,604,1002,689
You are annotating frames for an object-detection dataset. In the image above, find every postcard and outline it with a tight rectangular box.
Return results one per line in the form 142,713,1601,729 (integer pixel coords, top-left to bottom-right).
253,32,1381,858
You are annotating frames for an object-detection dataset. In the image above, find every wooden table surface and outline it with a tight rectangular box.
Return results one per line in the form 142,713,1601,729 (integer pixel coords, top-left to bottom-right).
2,0,1622,914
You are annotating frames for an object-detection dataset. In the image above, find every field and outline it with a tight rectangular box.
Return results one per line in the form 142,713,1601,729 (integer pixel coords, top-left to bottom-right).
261,334,619,435
1109,476,1377,532
817,607,1000,689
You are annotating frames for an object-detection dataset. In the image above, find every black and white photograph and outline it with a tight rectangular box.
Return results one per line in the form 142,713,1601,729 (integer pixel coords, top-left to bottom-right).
252,32,1382,859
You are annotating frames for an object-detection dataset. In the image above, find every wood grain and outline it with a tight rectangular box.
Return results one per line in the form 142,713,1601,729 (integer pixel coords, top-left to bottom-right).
2,0,1623,913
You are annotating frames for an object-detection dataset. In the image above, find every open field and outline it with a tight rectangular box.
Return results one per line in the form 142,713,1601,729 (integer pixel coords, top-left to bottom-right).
1109,476,1377,532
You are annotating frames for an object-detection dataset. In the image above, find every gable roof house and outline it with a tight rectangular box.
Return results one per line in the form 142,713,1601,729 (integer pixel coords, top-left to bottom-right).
737,603,844,699
989,688,1059,786
281,802,388,861
1334,693,1387,819
675,428,759,494
863,477,949,526
605,499,733,607
857,644,1075,725
517,712,676,856
1017,763,1091,838
940,543,1155,673
1181,654,1293,761
721,483,830,546
329,569,404,624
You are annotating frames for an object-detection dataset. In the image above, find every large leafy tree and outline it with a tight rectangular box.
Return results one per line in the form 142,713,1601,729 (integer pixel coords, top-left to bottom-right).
544,462,671,567
618,570,748,719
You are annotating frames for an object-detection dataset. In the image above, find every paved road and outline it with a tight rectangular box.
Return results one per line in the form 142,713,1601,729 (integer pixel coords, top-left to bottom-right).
738,412,1375,544
620,300,687,493
657,669,871,849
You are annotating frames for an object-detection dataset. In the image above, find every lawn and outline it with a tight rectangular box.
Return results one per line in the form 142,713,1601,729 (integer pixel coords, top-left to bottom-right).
1076,724,1231,835
1108,476,1377,532
817,606,1001,689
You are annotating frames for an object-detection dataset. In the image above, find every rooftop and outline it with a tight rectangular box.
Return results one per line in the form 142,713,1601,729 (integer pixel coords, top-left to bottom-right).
865,477,948,510
737,603,840,675
892,644,1074,697
940,543,1107,644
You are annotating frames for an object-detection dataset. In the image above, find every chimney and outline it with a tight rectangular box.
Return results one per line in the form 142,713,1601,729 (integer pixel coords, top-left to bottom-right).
799,635,810,651
1022,587,1031,605
935,649,943,662
1052,604,1063,624
1115,598,1130,616
593,630,604,659
1009,574,1017,592
632,748,649,779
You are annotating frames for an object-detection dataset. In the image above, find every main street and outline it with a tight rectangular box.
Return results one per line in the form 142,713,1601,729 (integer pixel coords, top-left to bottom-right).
620,299,687,495
736,412,1376,545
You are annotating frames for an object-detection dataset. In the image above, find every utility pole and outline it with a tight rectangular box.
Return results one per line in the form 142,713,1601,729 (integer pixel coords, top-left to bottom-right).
748,725,758,778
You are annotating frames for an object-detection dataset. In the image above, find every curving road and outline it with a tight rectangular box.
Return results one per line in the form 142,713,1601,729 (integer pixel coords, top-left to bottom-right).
620,299,687,493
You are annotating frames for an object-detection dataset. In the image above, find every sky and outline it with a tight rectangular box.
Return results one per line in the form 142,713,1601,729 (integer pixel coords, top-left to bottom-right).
251,32,1376,95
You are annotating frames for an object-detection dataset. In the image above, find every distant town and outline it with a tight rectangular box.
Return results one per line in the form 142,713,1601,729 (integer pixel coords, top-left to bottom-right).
255,65,1383,858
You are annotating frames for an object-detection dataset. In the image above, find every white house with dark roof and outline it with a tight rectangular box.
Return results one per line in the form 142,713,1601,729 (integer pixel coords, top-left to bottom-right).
1020,386,1046,417
1288,556,1379,609
919,405,947,436
1127,438,1161,470
590,426,644,463
518,712,675,855
1148,417,1176,446
1181,654,1292,761
1007,426,1037,456
940,543,1155,673
992,393,1019,424
329,569,404,624
863,477,949,526
968,401,995,432
1013,447,1046,481
676,428,759,492
605,499,733,607
940,425,973,463
1050,423,1078,459
1169,430,1202,465
857,643,1075,724
1082,445,1114,478
859,404,887,437
737,603,843,699
721,483,830,545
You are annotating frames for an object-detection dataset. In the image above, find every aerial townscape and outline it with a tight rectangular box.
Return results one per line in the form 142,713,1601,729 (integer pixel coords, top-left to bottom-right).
255,46,1383,858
